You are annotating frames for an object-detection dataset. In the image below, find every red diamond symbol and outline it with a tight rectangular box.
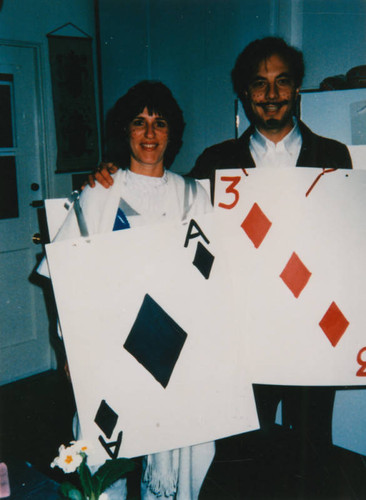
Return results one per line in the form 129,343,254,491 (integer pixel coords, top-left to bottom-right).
319,301,349,347
280,252,311,298
241,203,272,248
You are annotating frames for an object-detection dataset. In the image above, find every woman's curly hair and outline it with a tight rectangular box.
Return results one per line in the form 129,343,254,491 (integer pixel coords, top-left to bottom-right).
104,80,185,169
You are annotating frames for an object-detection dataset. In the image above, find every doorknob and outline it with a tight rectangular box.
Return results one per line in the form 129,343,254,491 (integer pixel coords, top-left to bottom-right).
30,200,44,208
32,233,42,245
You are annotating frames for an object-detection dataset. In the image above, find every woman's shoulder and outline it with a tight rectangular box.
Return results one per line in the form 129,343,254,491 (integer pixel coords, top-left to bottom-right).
165,169,184,183
166,170,212,214
166,169,202,190
166,169,201,194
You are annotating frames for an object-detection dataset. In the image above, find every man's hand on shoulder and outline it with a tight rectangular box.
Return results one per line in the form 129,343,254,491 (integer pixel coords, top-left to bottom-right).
81,162,118,190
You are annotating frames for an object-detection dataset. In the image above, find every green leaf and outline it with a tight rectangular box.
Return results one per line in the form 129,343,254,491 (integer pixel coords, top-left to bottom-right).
78,456,94,498
59,481,84,499
94,458,136,493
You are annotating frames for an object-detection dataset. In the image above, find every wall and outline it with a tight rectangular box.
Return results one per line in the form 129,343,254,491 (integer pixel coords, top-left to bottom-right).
0,0,99,197
98,0,276,174
301,0,366,89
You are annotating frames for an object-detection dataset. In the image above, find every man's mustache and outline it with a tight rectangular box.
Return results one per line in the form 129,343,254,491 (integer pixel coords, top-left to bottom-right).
255,100,289,108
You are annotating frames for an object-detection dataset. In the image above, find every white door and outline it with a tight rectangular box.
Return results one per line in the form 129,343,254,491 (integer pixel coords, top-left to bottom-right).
0,42,54,385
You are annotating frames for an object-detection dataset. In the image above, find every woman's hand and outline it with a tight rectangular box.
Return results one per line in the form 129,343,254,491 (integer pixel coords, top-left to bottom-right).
82,162,118,189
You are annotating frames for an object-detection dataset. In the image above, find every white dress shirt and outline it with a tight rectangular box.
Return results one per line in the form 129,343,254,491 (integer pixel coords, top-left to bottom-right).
249,119,302,168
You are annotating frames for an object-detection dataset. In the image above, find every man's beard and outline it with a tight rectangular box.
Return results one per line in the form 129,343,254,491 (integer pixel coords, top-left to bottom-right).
254,100,295,131
263,117,286,130
244,97,297,132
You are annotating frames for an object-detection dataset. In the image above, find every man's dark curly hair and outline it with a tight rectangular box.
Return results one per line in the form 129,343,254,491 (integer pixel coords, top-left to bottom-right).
104,80,185,169
231,37,305,103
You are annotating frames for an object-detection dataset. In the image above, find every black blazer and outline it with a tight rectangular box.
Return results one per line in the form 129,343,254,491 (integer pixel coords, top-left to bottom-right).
189,121,352,200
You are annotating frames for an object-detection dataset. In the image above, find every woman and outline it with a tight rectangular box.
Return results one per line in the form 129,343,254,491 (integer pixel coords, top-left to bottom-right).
54,80,211,237
42,81,214,499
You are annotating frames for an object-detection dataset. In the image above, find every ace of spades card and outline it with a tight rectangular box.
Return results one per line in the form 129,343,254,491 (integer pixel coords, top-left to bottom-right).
215,167,366,387
45,212,259,466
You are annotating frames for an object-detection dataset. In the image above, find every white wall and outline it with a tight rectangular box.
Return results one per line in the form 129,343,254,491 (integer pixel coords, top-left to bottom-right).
98,0,275,174
301,0,366,89
0,0,99,197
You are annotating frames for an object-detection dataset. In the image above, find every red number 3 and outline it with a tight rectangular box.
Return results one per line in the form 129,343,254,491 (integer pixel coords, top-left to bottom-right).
218,176,241,210
356,347,366,376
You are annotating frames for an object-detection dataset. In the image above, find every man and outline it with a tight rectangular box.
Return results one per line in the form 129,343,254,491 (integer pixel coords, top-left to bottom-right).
89,36,352,447
192,36,352,448
190,36,352,201
191,36,352,448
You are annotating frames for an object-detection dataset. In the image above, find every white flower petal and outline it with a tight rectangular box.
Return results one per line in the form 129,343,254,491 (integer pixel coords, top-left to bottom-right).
52,444,83,473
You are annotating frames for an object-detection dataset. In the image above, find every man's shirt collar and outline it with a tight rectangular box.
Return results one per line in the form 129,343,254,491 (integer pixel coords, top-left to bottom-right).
249,118,302,168
251,118,301,153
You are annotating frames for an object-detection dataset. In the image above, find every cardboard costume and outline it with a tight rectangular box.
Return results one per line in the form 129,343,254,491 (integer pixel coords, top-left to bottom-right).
189,121,353,447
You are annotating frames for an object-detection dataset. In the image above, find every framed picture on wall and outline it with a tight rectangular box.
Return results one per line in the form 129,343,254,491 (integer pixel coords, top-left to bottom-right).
48,24,100,173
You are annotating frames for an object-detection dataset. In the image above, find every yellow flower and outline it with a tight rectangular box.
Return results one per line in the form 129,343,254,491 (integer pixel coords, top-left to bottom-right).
51,444,83,473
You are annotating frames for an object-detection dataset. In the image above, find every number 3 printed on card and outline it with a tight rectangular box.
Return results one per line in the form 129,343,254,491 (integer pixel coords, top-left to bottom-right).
218,176,242,210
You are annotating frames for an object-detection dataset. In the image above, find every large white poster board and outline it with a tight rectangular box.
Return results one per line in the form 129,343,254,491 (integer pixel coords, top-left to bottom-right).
215,167,366,386
45,168,366,464
45,213,259,465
